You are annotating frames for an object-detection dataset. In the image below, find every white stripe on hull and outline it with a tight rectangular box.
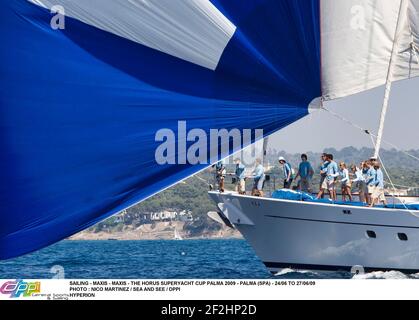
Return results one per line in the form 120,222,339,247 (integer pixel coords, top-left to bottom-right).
209,192,419,273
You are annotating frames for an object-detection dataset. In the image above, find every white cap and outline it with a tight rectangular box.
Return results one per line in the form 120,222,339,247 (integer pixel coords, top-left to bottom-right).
278,156,286,162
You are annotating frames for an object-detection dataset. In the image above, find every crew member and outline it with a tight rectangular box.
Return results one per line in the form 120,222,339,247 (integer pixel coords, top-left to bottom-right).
251,159,265,197
295,154,314,193
234,158,246,195
214,160,226,193
339,162,352,202
317,153,329,199
370,162,387,207
278,156,293,189
351,165,366,203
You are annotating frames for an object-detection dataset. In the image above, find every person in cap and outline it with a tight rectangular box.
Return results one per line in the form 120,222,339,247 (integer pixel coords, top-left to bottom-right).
278,156,293,189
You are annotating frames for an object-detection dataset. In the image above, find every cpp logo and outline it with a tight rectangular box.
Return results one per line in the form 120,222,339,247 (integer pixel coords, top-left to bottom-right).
0,280,41,298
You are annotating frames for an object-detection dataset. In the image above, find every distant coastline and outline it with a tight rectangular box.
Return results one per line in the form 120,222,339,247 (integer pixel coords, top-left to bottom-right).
69,221,241,241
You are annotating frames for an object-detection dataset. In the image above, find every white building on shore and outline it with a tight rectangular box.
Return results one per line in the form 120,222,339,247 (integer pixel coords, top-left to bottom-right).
147,210,193,222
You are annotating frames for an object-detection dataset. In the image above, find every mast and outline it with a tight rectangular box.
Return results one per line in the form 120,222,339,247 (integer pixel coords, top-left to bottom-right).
373,0,408,159
374,79,393,159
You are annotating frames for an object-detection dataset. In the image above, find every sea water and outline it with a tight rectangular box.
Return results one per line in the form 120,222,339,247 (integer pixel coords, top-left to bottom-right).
0,240,413,279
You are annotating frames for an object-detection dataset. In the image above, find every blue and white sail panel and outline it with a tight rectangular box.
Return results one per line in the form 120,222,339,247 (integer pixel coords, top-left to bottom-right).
321,0,419,101
29,0,236,70
0,0,321,259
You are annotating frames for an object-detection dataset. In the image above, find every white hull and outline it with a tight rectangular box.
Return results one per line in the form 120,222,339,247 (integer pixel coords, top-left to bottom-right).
208,191,419,274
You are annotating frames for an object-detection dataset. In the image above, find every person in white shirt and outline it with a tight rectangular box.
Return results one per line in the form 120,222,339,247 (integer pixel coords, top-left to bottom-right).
278,156,293,189
251,158,265,197
351,165,366,203
339,162,352,202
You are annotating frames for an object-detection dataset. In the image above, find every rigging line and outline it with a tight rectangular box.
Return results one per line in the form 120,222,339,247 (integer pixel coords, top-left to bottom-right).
369,134,397,202
321,106,419,162
193,173,209,184
377,137,419,162
321,106,369,134
384,181,419,189
377,153,419,218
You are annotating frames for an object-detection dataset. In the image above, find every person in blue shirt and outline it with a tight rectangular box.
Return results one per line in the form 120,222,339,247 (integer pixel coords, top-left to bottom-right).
370,162,387,207
278,156,293,189
234,158,246,195
317,154,339,200
365,161,377,205
295,154,314,193
317,153,329,199
251,158,265,197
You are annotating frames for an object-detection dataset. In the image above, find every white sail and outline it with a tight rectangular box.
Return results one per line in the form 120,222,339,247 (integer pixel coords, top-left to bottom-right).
321,0,419,101
174,229,183,241
412,0,419,44
393,0,419,81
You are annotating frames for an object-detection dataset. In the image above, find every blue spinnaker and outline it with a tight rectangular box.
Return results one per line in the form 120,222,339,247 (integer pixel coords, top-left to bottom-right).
0,0,320,259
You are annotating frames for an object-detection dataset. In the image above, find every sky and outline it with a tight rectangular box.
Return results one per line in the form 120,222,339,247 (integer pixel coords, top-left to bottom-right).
270,77,419,154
